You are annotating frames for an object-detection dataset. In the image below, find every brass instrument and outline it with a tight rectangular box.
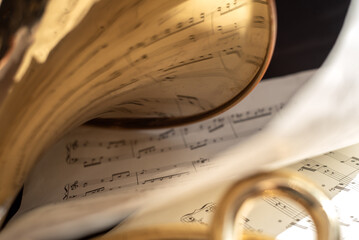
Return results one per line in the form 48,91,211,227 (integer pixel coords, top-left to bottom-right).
0,0,340,239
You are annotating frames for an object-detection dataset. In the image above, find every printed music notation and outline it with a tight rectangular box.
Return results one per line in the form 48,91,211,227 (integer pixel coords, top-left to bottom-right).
176,188,316,235
63,158,211,200
63,99,358,237
180,202,216,224
174,144,359,238
263,145,359,238
17,71,315,234
65,103,282,168
62,103,283,201
293,151,359,195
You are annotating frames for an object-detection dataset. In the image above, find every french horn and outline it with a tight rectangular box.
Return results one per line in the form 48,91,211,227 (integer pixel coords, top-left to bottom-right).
0,0,276,226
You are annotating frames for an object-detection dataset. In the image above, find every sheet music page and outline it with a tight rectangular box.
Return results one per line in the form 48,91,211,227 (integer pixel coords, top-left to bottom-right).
103,142,359,240
0,71,312,239
277,144,359,239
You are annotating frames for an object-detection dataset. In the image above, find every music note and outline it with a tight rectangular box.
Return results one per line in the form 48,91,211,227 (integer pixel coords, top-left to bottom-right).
137,146,156,158
109,171,131,182
85,187,105,196
350,216,359,223
163,54,214,72
177,95,206,111
158,129,175,140
230,107,272,124
63,185,69,200
142,172,189,185
70,181,79,190
66,156,79,164
158,72,177,82
330,183,350,192
207,118,225,133
189,139,208,150
298,165,317,172
192,158,211,171
222,45,242,57
188,34,196,42
68,140,79,151
106,140,126,149
252,15,266,28
180,202,216,225
83,157,102,167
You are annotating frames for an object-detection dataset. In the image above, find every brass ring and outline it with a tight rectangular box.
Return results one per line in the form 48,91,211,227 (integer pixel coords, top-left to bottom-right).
210,170,341,240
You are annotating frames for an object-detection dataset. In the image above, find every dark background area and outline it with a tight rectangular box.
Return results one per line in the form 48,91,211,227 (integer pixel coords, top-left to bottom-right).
264,0,350,79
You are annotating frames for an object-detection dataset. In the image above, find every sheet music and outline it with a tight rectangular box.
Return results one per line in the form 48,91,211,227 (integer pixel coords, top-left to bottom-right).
277,145,359,239
15,70,312,217
0,71,312,240
107,142,359,239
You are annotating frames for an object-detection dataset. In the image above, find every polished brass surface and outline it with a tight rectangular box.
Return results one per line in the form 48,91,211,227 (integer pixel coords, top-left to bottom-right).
0,0,276,225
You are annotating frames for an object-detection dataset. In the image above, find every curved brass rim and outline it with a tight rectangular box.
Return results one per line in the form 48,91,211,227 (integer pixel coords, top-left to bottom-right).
210,170,341,240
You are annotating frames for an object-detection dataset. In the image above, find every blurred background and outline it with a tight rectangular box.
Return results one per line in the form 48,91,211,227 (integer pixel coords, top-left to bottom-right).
264,0,350,79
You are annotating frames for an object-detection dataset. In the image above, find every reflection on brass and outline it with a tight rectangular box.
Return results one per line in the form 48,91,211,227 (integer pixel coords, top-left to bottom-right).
93,170,340,240
0,0,276,225
212,170,341,240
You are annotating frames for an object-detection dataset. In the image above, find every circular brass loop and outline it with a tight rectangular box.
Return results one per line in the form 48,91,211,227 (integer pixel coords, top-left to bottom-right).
210,170,341,240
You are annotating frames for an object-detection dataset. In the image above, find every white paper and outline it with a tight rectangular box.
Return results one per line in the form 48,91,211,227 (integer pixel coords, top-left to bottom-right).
0,71,312,239
107,143,359,239
278,144,359,240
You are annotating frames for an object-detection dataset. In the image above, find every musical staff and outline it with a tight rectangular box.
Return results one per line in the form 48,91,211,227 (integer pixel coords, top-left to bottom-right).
56,75,313,237
277,152,359,240
65,113,359,238
17,70,318,238
294,152,359,195
263,197,314,231
173,143,359,238
63,158,213,200
64,103,281,168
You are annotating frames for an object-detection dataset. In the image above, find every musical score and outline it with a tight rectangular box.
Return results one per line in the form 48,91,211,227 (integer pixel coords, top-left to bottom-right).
65,103,281,168
277,150,359,240
62,103,280,200
63,158,210,200
166,144,359,238
16,71,315,237
61,97,359,237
